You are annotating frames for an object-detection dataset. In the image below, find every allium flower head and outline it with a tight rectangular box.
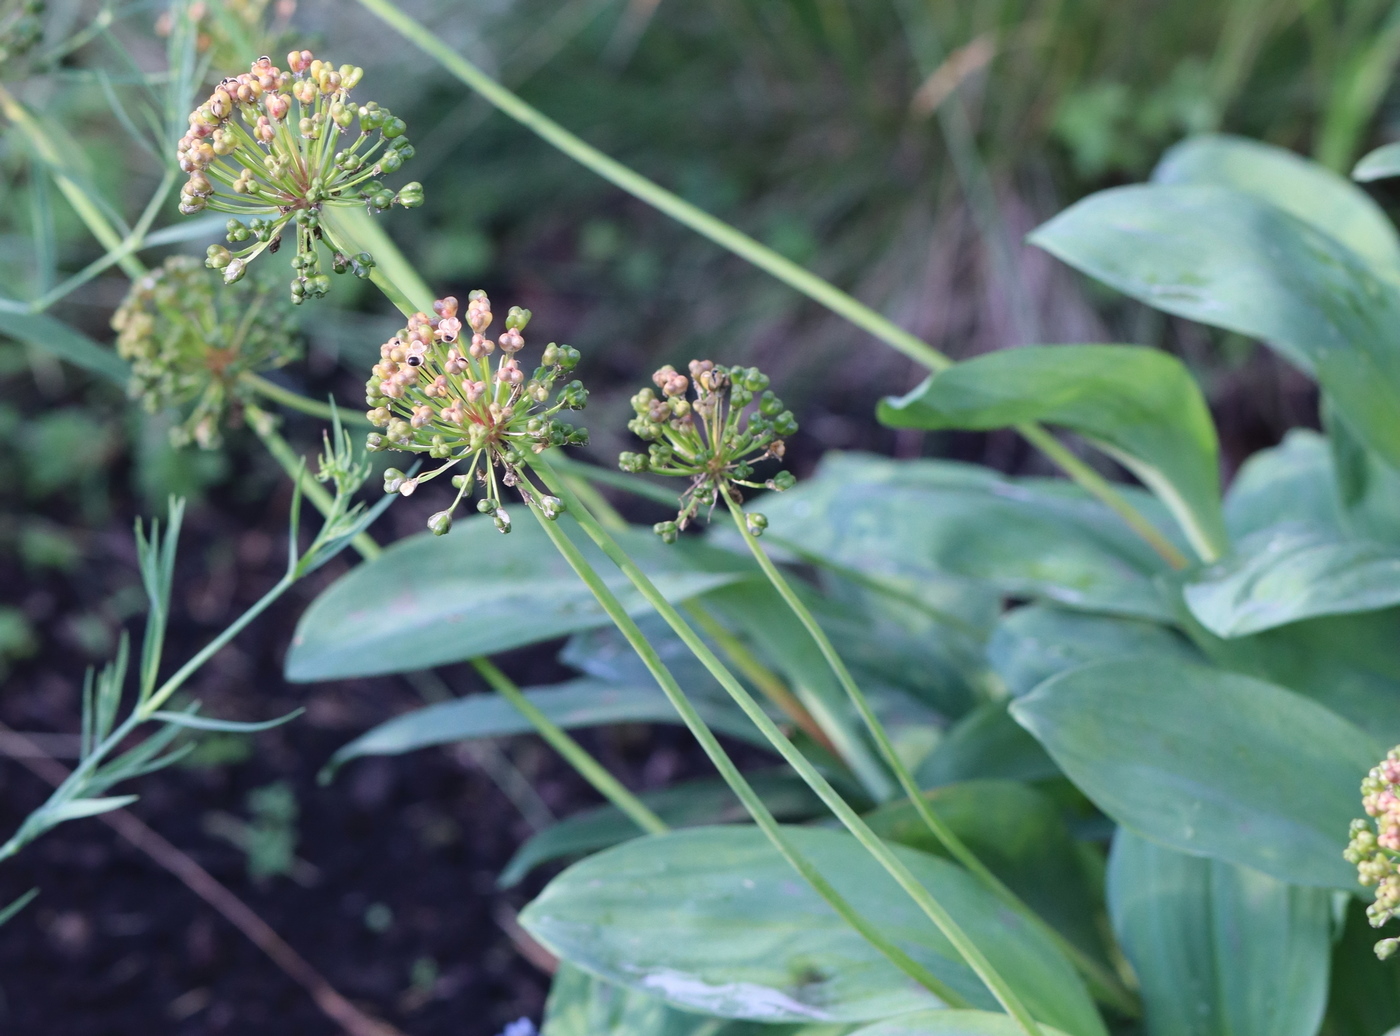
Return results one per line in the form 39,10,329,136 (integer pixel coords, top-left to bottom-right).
618,360,797,542
364,291,588,535
177,51,421,303
1346,746,1400,959
112,255,299,448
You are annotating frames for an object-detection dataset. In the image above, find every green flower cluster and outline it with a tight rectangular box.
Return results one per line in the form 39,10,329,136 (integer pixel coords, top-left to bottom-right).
364,291,589,534
177,50,421,303
619,360,797,541
112,255,299,448
1346,747,1400,958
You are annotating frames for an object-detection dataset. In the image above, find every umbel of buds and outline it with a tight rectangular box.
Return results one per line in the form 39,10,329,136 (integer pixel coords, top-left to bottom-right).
177,51,422,304
618,360,797,543
365,292,588,535
112,256,300,448
1346,746,1400,959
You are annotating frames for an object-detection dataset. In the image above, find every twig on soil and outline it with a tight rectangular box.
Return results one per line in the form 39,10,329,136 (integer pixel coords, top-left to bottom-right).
0,721,408,1036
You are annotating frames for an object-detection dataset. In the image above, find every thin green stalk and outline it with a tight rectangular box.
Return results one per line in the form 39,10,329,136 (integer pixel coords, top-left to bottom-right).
723,490,1138,1016
471,657,668,835
531,455,1046,1036
242,373,375,427
1016,423,1188,570
522,493,970,1010
0,83,145,280
347,0,1194,569
246,403,663,838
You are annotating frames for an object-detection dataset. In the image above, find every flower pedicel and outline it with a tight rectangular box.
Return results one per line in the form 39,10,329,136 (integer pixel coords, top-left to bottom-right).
177,51,422,303
364,291,589,534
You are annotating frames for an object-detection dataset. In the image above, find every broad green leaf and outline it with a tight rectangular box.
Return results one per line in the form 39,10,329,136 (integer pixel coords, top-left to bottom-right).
0,309,129,384
1012,657,1378,888
758,453,1175,623
1029,184,1400,468
1155,134,1400,275
915,703,1059,788
1184,526,1400,636
987,604,1197,698
324,679,772,779
541,964,848,1036
501,771,824,888
847,1012,1073,1036
1325,401,1400,544
878,345,1224,560
1354,141,1400,182
1323,899,1400,1036
285,517,749,681
863,780,1106,961
1108,829,1331,1036
1223,430,1343,540
1184,604,1400,748
521,826,1105,1034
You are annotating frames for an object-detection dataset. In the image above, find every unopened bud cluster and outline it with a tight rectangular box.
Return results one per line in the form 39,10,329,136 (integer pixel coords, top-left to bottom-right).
177,51,421,303
619,361,797,542
365,292,588,535
1347,747,1400,958
112,256,299,448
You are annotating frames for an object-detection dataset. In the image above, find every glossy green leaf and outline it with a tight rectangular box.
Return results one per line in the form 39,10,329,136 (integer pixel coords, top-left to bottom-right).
879,345,1224,560
987,604,1197,698
324,678,772,779
1029,184,1400,468
1325,401,1400,544
541,964,848,1036
757,453,1175,623
847,1012,1073,1036
521,826,1105,1034
1012,657,1378,887
285,517,749,681
1184,604,1400,749
1354,141,1400,182
863,780,1106,961
1222,430,1343,540
500,770,824,887
1155,134,1400,275
1107,829,1332,1036
1184,526,1400,636
915,703,1059,788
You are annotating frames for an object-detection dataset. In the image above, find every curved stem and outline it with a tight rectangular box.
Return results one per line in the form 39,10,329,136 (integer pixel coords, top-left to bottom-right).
531,454,1047,1036
241,372,375,427
523,495,969,1008
723,489,1138,1016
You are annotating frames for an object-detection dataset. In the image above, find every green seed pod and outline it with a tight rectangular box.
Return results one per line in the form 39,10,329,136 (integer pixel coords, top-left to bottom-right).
539,495,565,520
427,510,453,536
382,467,408,494
745,512,769,537
618,451,648,474
767,470,797,492
653,520,679,545
493,510,512,534
476,498,497,515
394,182,424,208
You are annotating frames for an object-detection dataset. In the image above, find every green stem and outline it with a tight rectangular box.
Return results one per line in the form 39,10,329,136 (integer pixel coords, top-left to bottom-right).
241,372,375,427
0,83,145,280
522,493,968,1008
724,490,1138,1017
1016,423,1188,570
471,657,668,836
532,455,1046,1036
247,407,662,838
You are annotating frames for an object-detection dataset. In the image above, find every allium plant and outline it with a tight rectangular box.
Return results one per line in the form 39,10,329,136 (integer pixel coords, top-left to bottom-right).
112,255,299,448
618,360,797,541
364,291,589,534
1347,748,1400,957
177,51,422,302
